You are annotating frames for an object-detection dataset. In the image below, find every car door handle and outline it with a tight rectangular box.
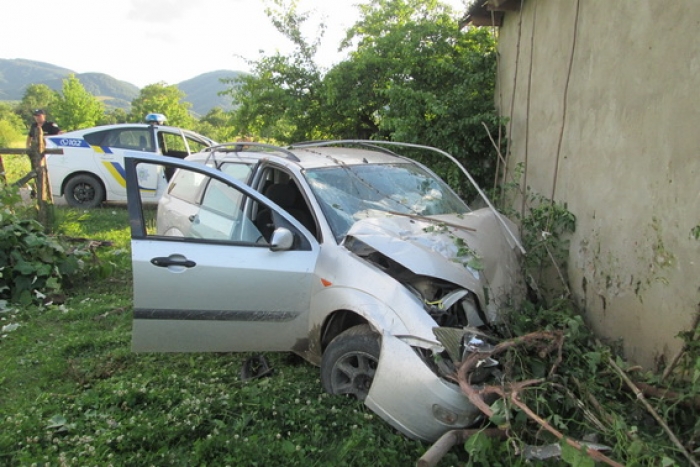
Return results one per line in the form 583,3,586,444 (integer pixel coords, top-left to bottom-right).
150,257,196,268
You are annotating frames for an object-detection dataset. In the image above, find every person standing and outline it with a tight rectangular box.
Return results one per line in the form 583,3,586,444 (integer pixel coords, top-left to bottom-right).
26,109,61,150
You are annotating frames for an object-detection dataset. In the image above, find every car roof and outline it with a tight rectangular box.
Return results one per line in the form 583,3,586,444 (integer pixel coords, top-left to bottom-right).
188,142,414,171
57,123,205,138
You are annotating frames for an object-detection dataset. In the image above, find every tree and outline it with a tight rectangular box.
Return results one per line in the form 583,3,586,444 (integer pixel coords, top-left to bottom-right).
226,0,328,143
16,84,60,127
343,0,503,197
98,108,129,126
195,107,236,143
226,0,502,197
129,83,195,128
53,75,104,131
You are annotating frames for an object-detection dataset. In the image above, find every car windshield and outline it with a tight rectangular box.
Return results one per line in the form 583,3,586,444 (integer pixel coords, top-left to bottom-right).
305,163,470,241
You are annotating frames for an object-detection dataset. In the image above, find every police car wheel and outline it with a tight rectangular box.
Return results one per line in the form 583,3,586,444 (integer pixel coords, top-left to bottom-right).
64,174,105,208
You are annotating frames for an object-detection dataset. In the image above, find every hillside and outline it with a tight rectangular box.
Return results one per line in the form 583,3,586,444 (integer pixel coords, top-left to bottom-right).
178,70,242,116
0,58,241,114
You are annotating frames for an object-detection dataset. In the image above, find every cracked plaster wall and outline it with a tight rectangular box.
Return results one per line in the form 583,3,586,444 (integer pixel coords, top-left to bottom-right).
494,0,700,367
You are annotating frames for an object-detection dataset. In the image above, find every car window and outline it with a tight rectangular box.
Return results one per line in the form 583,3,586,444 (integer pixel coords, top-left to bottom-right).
150,163,263,243
167,169,208,204
103,128,153,151
83,129,109,146
191,179,261,241
159,131,210,159
220,162,253,182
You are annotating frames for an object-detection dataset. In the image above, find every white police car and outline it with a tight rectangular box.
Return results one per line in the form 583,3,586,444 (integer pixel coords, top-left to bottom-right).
45,114,215,208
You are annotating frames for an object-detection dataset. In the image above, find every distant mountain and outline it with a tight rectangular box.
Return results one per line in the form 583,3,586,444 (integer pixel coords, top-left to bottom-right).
0,58,242,115
178,70,242,116
0,59,73,99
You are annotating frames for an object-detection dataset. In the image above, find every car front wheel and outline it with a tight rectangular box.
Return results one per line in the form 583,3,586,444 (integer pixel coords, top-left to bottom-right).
321,325,380,401
64,174,105,208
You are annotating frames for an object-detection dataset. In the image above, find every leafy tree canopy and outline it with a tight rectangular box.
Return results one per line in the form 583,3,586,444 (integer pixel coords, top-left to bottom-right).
16,84,60,127
346,0,502,194
53,75,105,131
195,107,236,143
129,83,195,128
227,0,502,197
99,108,129,126
225,0,327,143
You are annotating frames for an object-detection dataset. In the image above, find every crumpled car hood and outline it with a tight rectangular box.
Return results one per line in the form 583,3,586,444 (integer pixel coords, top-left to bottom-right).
344,208,524,323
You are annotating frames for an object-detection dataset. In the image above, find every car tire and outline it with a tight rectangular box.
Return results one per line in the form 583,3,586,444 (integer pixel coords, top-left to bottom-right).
64,174,105,208
321,324,380,401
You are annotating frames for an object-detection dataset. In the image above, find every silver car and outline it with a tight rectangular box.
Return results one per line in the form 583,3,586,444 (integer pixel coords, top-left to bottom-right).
124,140,524,441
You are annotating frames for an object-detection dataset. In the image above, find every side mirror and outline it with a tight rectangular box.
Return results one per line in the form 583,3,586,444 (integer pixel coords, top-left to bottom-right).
269,227,294,251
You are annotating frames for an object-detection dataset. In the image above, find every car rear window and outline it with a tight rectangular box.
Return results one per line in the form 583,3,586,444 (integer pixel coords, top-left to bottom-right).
167,169,208,204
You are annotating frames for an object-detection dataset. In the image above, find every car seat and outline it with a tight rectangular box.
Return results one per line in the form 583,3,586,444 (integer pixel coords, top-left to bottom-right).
255,183,314,240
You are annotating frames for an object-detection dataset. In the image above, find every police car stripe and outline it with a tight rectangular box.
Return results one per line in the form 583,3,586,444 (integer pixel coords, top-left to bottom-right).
103,162,126,187
91,145,114,154
102,161,156,192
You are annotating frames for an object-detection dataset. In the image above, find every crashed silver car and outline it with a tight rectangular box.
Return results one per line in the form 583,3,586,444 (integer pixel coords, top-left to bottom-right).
124,140,524,442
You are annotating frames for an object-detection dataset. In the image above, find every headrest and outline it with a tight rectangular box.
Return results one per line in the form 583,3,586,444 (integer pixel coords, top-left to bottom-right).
264,183,297,208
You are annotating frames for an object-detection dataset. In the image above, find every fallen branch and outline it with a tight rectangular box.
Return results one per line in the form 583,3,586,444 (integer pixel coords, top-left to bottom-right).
452,331,625,467
632,381,700,410
506,387,624,467
416,428,507,467
606,354,699,467
571,376,616,428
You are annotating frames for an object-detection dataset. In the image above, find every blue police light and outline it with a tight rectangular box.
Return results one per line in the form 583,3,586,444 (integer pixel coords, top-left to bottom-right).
145,113,167,125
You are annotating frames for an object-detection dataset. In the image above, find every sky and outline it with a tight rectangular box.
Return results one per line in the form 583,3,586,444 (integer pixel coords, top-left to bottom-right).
2,0,468,89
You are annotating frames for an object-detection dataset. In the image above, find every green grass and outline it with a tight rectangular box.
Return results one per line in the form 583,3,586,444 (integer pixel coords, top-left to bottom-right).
0,206,460,466
2,153,32,183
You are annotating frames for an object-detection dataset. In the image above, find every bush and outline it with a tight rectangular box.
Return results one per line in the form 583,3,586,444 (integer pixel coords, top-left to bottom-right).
0,183,81,305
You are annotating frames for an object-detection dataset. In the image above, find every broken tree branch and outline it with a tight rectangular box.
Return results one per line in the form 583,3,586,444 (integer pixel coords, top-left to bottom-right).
456,331,563,417
507,387,625,467
452,330,626,467
632,381,700,410
606,353,699,467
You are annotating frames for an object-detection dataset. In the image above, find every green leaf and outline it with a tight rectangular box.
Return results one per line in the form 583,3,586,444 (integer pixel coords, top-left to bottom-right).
560,440,594,467
488,398,509,427
281,440,296,454
46,415,68,429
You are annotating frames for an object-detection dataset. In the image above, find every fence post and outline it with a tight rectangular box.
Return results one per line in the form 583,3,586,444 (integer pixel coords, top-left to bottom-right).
0,147,62,232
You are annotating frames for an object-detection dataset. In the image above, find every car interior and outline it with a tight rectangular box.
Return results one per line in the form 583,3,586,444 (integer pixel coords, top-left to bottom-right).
253,168,317,241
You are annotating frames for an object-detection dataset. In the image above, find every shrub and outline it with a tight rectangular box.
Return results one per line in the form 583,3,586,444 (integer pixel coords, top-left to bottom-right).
0,183,81,305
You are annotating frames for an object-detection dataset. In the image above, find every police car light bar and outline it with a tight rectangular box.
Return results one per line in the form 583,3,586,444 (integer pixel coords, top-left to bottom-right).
145,113,167,125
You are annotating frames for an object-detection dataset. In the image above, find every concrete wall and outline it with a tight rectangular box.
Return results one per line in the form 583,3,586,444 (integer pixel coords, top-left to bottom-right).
494,0,700,367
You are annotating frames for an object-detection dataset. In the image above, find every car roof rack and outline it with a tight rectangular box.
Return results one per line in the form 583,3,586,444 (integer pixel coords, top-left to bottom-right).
204,142,300,162
290,140,402,157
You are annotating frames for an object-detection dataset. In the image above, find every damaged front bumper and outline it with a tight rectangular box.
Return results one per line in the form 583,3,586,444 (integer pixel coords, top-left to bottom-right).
365,332,484,442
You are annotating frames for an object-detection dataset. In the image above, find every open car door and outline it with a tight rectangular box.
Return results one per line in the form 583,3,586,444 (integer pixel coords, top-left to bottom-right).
124,154,319,353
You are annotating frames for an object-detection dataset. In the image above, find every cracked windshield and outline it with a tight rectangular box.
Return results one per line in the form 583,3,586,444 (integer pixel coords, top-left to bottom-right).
305,163,470,240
